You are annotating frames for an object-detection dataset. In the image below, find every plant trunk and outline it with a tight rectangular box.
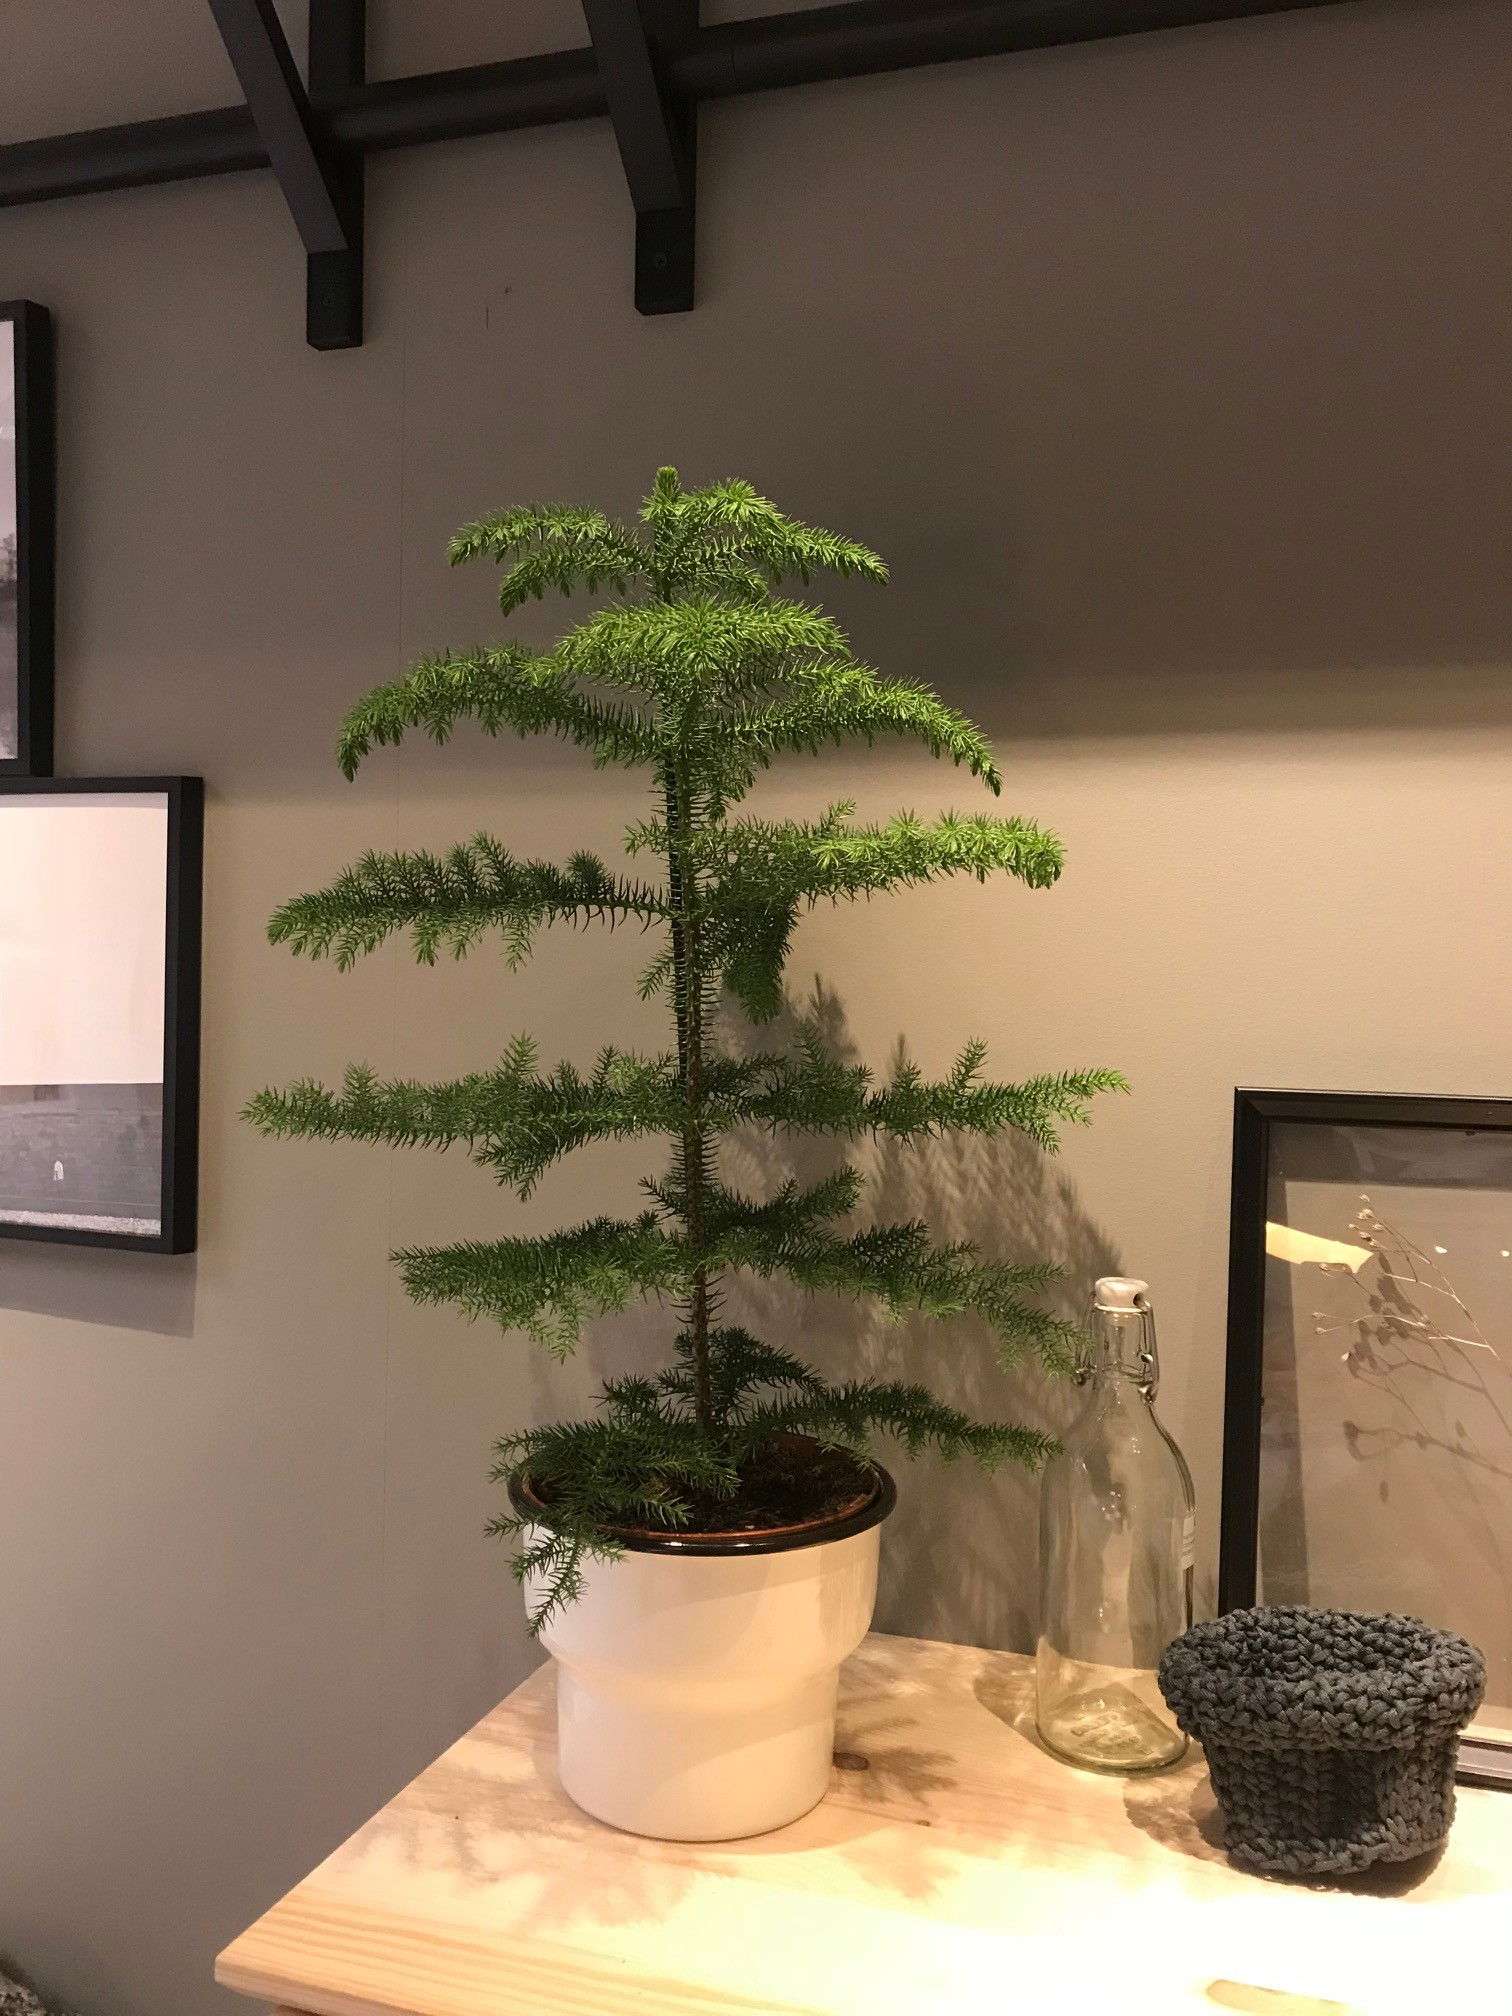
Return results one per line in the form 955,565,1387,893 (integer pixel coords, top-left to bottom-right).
663,763,715,1438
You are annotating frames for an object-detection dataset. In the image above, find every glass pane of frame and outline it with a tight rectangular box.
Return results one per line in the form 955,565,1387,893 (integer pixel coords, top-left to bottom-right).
1258,1118,1512,1757
0,789,171,1241
0,317,16,763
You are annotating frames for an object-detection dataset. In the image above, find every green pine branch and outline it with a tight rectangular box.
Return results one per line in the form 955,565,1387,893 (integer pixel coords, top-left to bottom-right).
267,837,667,969
716,671,1003,797
723,807,1065,895
336,646,660,780
393,1172,1076,1370
642,469,889,595
244,1042,685,1197
632,806,1065,1020
655,1327,826,1425
633,803,1063,893
448,504,649,614
397,1214,689,1359
744,1033,1128,1151
708,1206,1076,1371
724,1382,1056,1469
554,597,853,707
489,1404,742,1631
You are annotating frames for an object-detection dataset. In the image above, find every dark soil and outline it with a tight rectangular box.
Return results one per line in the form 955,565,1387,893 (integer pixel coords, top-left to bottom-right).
529,1433,879,1542
658,1433,876,1539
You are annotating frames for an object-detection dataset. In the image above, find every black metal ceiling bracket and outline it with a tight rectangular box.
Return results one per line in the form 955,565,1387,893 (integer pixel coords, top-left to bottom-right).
581,0,697,315
205,0,364,348
306,0,366,349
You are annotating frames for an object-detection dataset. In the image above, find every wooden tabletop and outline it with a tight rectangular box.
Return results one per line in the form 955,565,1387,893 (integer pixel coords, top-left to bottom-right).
217,1632,1510,2016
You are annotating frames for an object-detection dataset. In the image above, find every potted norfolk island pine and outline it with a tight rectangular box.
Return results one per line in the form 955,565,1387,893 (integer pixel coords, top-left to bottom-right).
248,469,1122,1842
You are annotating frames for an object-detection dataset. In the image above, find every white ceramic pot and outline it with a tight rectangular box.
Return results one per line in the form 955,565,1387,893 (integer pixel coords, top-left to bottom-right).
512,1468,896,1841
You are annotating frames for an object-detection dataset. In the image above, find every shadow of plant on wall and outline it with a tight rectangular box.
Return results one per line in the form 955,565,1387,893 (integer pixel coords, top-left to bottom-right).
674,976,1125,1653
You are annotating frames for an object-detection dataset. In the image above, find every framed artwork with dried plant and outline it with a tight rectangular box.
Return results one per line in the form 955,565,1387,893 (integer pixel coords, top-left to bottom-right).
1221,1090,1512,1789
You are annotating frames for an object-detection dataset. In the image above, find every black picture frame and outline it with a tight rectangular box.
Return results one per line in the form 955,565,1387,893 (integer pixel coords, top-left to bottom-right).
0,301,56,777
1221,1087,1512,1790
0,777,202,1253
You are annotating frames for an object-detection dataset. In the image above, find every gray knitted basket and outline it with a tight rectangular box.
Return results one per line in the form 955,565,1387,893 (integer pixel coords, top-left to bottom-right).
1158,1605,1485,1876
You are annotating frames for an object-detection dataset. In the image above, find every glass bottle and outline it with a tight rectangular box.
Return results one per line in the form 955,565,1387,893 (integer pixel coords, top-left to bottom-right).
1036,1276,1194,1771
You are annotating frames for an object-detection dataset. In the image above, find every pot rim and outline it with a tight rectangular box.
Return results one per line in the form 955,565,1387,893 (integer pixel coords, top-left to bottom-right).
1159,1605,1487,1744
508,1458,897,1557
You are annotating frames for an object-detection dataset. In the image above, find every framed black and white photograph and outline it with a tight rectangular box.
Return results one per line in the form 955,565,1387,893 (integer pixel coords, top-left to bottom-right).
0,301,55,776
1221,1089,1512,1788
0,778,202,1252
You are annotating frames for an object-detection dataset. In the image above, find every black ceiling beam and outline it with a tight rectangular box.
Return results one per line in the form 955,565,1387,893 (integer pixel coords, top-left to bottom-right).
305,0,366,348
205,0,360,347
682,0,1355,96
327,51,604,156
0,1,1364,214
581,0,697,315
0,108,262,207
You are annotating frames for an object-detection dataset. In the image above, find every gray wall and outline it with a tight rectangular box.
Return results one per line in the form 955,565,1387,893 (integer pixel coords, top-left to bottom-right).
0,2,1509,2011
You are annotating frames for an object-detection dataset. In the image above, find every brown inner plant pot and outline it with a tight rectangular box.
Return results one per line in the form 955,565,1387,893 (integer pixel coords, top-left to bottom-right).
512,1432,894,1551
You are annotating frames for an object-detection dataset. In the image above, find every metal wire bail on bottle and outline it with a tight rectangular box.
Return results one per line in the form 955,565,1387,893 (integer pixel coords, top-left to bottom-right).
1090,1276,1160,1396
